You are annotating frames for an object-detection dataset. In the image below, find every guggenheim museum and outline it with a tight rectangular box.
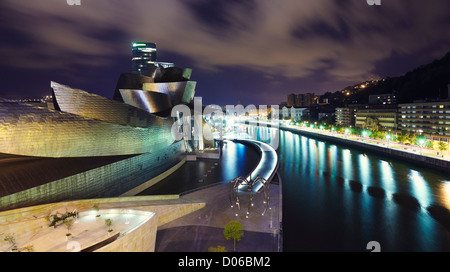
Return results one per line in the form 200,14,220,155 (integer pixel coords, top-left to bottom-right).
0,64,205,211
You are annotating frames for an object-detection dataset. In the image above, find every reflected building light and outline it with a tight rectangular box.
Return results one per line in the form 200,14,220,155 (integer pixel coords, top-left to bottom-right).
342,149,353,180
327,145,337,172
408,170,432,208
439,181,450,211
318,141,326,171
308,138,318,165
358,154,371,185
379,160,396,193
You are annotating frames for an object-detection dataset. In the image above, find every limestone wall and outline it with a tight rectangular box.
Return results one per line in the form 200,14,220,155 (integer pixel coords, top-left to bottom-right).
0,195,205,252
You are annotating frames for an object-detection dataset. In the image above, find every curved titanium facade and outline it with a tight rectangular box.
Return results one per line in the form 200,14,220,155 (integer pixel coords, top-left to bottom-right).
143,81,196,105
113,66,196,114
113,73,155,102
0,63,198,210
51,82,165,128
0,101,175,158
119,89,173,114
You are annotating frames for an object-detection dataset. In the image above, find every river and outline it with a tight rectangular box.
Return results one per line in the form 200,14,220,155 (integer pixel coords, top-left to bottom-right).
270,127,450,251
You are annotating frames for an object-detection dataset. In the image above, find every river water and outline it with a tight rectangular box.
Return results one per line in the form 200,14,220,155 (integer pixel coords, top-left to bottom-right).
268,127,450,252
143,124,450,251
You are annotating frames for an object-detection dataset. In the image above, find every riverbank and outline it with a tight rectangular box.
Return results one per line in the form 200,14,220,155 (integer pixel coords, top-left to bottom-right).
280,124,450,175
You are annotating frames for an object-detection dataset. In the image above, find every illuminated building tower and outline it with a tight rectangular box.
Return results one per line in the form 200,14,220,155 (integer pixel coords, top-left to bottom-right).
132,42,157,75
132,42,174,75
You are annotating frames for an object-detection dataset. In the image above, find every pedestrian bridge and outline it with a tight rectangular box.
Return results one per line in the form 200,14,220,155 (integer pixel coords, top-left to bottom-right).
229,139,279,192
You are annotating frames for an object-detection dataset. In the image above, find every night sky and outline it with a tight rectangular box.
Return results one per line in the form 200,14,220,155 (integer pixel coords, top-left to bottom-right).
0,0,449,106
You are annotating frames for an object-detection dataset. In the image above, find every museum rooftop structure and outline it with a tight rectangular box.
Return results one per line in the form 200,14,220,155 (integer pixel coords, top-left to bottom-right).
0,65,199,211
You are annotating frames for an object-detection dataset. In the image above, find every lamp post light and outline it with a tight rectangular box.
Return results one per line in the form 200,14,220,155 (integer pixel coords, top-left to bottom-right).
419,139,425,155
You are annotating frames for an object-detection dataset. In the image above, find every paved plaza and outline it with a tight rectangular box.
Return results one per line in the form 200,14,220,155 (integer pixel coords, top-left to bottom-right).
0,209,154,252
155,177,282,252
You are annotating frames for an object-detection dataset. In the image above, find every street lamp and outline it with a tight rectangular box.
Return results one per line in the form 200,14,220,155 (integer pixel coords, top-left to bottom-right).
419,139,425,155
386,134,391,148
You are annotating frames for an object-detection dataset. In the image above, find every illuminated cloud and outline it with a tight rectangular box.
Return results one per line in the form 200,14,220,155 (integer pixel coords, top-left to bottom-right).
0,0,449,102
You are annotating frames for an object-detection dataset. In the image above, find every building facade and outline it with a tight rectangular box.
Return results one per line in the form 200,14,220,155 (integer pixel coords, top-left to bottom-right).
290,107,307,122
0,63,204,210
281,106,307,121
131,42,174,75
355,107,398,131
286,93,316,108
368,93,398,106
295,93,315,107
287,94,295,107
335,107,354,127
398,100,450,137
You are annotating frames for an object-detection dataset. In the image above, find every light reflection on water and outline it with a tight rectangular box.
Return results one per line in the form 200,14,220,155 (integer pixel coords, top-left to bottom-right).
252,127,450,251
379,160,396,194
439,181,450,210
407,170,433,208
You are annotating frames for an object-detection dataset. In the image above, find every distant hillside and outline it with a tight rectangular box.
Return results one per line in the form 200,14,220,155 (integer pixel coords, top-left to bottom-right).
322,51,450,106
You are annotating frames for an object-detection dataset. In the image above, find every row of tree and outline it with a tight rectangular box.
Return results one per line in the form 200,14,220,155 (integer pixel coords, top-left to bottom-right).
313,123,449,152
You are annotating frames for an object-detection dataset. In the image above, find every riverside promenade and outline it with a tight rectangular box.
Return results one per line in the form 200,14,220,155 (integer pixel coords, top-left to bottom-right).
153,139,282,252
279,123,450,175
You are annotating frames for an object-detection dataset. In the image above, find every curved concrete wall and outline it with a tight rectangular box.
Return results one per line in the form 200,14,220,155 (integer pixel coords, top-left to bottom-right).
0,195,205,252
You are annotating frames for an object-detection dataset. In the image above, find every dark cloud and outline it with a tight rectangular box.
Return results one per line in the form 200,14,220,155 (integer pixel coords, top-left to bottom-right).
183,0,257,31
0,0,449,105
292,18,351,42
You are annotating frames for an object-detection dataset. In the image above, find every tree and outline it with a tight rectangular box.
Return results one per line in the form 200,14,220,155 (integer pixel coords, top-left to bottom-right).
93,204,101,218
64,218,74,237
223,221,244,252
105,218,113,233
439,142,448,154
407,132,417,145
3,233,17,251
397,131,407,144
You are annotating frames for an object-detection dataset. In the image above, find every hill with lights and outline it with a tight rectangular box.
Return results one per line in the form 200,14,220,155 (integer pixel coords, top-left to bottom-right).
321,51,450,106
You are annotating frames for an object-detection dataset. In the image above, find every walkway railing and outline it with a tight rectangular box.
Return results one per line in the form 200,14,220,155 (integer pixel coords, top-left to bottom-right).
232,139,279,193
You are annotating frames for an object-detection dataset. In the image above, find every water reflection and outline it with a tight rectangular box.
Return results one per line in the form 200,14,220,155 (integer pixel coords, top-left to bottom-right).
342,149,354,181
407,170,432,208
258,128,450,251
327,145,338,176
358,154,371,186
440,181,450,210
379,160,396,194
